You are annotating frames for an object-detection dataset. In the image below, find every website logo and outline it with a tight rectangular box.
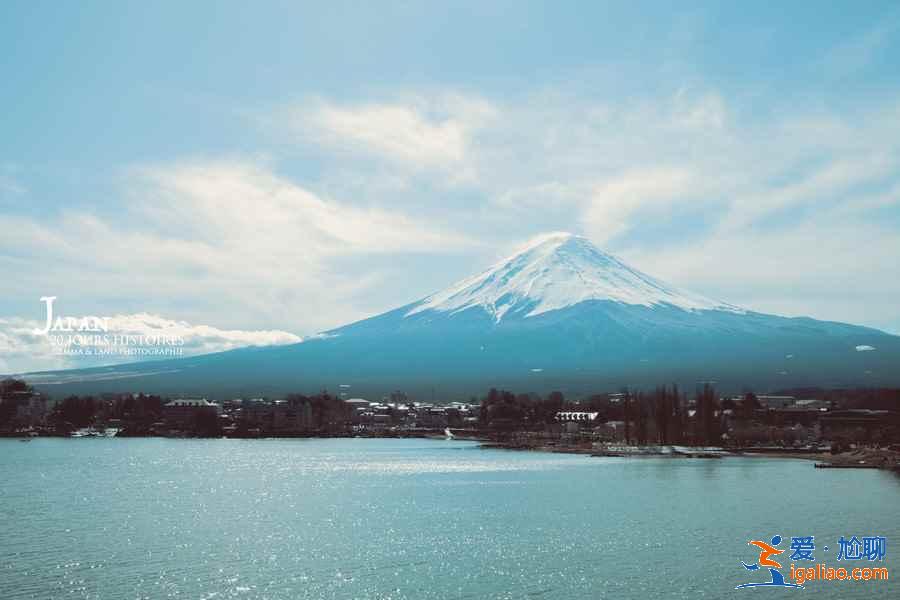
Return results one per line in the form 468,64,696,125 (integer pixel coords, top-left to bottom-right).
736,534,888,589
31,296,185,359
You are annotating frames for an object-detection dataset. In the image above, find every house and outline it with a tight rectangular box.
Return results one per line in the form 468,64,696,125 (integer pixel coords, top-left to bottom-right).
345,398,372,425
236,398,315,433
757,396,796,409
555,411,600,433
418,407,449,428
819,409,897,442
163,398,221,429
271,399,314,433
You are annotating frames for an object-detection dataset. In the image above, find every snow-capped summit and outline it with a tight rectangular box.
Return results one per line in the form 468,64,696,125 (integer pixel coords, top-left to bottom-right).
406,232,741,322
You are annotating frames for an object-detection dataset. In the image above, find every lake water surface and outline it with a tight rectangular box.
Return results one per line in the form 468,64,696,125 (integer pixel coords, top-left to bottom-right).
1,438,897,599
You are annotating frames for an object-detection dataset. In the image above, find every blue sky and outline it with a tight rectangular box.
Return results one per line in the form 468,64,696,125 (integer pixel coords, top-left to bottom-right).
2,1,900,371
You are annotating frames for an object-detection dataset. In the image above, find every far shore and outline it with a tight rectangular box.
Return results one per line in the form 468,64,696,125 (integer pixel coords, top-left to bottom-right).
7,429,899,472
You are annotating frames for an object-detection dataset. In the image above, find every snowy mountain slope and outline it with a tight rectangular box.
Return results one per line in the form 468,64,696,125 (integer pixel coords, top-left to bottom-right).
406,232,741,322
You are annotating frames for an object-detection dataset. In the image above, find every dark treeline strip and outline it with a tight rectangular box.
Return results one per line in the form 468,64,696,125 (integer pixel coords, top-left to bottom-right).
477,384,727,446
4,377,900,445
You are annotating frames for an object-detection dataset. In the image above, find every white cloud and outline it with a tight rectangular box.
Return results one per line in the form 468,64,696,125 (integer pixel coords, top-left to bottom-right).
0,313,302,374
104,313,302,351
131,160,471,253
0,160,477,336
291,94,497,173
718,154,897,232
583,167,696,242
314,103,465,165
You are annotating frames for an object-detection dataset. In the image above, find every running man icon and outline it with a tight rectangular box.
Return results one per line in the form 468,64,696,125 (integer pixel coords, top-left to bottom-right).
735,535,804,589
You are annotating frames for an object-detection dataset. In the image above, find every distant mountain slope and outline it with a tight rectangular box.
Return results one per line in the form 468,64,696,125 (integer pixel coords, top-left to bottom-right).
23,233,900,399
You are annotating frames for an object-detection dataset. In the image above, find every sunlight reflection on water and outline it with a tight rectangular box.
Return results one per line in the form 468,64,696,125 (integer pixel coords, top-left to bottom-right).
1,438,898,600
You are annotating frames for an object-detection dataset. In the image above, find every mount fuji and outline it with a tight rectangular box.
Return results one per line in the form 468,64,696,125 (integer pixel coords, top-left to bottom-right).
24,233,900,398
406,232,742,321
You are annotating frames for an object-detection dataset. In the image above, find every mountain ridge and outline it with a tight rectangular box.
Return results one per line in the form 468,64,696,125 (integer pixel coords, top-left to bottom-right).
21,233,900,399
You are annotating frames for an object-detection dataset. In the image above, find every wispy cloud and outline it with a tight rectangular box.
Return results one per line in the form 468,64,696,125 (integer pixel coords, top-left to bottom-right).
583,167,696,242
0,164,25,199
290,94,497,174
0,159,478,337
130,159,473,253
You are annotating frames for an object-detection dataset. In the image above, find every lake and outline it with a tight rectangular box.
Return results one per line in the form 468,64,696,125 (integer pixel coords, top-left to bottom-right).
1,438,897,599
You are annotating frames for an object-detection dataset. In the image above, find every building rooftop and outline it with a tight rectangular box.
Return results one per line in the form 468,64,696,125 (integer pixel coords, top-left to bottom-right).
164,398,218,407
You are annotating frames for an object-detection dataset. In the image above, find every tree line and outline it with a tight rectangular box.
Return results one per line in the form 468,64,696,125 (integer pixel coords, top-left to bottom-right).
478,383,730,446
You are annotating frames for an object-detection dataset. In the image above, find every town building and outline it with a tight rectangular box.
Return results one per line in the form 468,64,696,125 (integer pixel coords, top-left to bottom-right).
162,398,221,429
556,411,600,432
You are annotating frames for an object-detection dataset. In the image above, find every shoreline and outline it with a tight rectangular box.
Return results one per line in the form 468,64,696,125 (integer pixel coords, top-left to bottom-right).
6,431,899,472
477,439,900,471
